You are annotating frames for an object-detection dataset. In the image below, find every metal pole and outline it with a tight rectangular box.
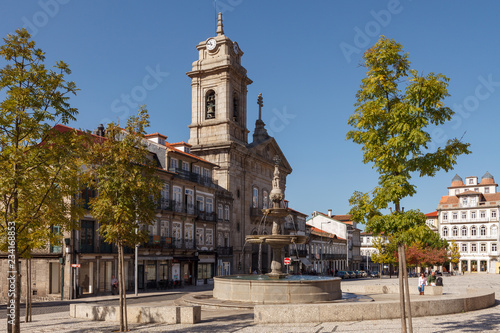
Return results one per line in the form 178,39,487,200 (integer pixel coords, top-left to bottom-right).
135,243,138,296
320,224,323,275
346,228,349,271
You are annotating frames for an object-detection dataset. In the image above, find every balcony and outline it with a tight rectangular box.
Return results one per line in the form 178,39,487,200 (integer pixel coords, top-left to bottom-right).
289,249,308,257
143,236,173,249
196,208,216,222
157,199,195,215
168,168,217,188
216,246,233,256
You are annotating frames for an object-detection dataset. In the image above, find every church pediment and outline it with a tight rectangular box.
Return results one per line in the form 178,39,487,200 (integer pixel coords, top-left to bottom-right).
247,137,292,174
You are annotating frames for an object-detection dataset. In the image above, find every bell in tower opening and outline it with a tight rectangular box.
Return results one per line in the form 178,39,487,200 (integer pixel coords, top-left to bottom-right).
206,90,216,119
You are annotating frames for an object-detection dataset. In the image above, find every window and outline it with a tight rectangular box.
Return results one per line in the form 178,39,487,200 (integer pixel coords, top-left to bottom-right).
455,189,459,195
442,227,448,237
233,93,239,122
492,243,497,252
224,205,230,221
206,198,213,214
193,165,200,175
161,183,169,200
184,223,194,242
218,204,223,220
471,226,477,236
263,190,269,209
461,243,467,252
462,198,467,206
492,225,498,236
206,90,216,119
161,220,169,238
480,225,486,236
485,187,490,193
461,212,467,220
172,222,182,241
50,226,62,253
203,168,211,180
461,226,467,236
173,187,182,211
474,188,479,192
452,212,457,220
197,227,204,245
196,195,204,212
471,243,477,252
80,220,94,253
170,158,178,170
480,243,486,252
182,161,189,171
452,227,458,237
471,211,476,219
470,197,476,206
252,187,259,208
443,213,448,221
185,189,194,213
206,229,213,246
492,210,497,218
480,211,486,218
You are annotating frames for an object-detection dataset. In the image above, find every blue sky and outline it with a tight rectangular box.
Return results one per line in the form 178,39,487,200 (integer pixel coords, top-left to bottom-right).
1,1,500,226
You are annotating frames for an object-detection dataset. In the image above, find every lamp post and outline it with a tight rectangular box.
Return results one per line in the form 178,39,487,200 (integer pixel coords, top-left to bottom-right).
346,227,350,271
320,221,331,275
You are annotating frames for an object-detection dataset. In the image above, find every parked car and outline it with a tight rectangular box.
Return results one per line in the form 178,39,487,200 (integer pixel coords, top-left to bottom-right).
347,271,357,278
358,270,368,278
370,270,380,278
336,271,349,279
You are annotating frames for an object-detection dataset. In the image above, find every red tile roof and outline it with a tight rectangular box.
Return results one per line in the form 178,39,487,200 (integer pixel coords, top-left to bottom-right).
169,141,192,147
145,132,167,139
165,143,218,167
425,211,438,218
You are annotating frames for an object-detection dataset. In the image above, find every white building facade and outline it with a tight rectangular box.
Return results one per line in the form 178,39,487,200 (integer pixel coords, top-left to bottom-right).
437,172,500,274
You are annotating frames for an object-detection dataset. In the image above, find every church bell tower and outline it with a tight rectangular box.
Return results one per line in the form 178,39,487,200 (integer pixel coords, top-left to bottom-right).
187,13,252,147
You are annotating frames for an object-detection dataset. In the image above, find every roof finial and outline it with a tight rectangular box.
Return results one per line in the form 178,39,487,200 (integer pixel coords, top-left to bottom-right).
257,93,263,121
216,12,224,36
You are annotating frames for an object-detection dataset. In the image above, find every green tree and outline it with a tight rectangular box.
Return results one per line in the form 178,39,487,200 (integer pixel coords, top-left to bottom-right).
448,239,460,272
0,28,83,333
370,235,396,276
347,36,470,333
86,107,161,332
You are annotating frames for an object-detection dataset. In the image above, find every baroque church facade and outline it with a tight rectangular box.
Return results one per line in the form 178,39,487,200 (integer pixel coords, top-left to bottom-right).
187,14,292,274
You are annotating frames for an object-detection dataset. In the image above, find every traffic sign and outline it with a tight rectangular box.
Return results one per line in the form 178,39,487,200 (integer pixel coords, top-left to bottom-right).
284,257,291,265
71,264,81,268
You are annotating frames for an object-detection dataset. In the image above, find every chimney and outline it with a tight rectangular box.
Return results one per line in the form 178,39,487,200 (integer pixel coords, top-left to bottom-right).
328,209,332,217
93,124,105,137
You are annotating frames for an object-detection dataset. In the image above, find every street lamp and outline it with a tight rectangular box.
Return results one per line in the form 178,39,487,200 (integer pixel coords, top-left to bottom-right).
320,221,331,275
346,227,351,271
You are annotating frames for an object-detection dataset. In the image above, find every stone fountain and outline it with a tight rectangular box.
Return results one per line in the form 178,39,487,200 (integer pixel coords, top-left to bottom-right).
212,157,342,304
244,156,308,278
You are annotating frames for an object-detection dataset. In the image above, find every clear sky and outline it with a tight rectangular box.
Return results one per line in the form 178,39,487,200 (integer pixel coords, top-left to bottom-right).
1,1,500,226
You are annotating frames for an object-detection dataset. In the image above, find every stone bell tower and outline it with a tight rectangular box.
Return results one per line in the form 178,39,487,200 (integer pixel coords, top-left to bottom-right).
187,13,253,146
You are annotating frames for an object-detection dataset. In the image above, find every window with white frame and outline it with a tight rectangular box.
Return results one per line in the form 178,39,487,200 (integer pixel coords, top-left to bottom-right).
224,205,230,221
492,210,497,218
161,220,169,238
218,232,224,246
452,227,458,237
461,226,467,236
452,212,457,220
182,161,189,171
461,212,467,220
206,198,213,213
170,158,178,170
469,178,474,184
462,198,467,206
470,197,476,206
172,222,182,241
471,211,476,219
455,189,459,195
252,187,259,208
161,183,169,200
206,229,213,246
480,243,486,252
184,223,194,242
480,225,486,236
492,225,498,236
492,243,497,252
474,188,479,192
196,195,204,211
471,243,477,252
193,165,200,175
471,226,477,236
461,243,467,252
480,211,486,218
443,212,448,221
203,168,211,180
196,227,204,245
485,187,490,193
218,204,223,220
442,227,448,237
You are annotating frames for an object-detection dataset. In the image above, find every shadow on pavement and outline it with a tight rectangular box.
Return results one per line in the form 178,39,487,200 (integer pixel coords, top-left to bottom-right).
432,300,500,332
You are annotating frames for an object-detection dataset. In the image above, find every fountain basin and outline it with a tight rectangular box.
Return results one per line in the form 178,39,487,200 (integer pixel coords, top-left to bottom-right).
213,275,342,304
245,235,308,247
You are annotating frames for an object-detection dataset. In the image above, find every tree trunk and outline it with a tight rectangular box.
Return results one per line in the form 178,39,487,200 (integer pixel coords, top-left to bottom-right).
402,246,413,333
121,245,128,331
118,245,124,331
398,244,407,333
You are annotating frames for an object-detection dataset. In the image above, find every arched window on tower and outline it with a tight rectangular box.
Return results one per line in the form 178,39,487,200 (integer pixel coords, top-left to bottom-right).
233,92,239,122
206,90,216,119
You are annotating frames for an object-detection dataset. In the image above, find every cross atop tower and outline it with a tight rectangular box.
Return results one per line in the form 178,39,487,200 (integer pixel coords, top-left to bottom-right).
257,93,263,121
